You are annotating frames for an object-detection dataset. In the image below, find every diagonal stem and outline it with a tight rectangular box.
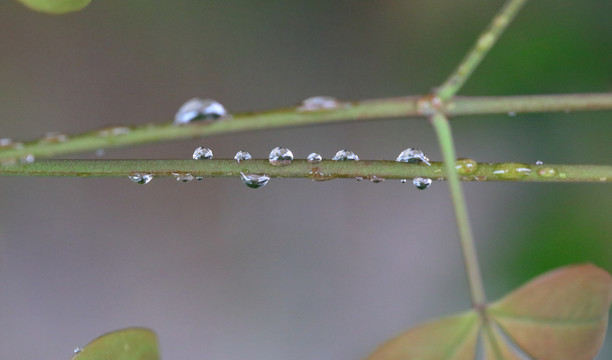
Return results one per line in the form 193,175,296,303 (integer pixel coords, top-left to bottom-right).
436,0,529,100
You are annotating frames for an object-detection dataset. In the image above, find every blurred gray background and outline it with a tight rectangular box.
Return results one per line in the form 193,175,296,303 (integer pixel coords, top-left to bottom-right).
1,0,611,359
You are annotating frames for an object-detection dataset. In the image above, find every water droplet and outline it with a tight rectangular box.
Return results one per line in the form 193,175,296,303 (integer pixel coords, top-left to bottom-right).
369,175,385,183
537,167,557,178
20,154,35,164
128,173,154,184
508,111,517,117
95,149,105,157
40,132,68,144
193,147,213,160
400,179,407,183
174,98,228,124
332,150,359,161
298,96,341,111
493,163,532,179
355,177,363,181
307,153,322,163
535,160,543,165
269,147,293,166
0,138,13,147
195,176,204,181
240,172,270,189
413,177,432,190
396,148,431,166
173,172,194,182
455,158,478,175
73,347,83,354
473,175,487,181
234,150,252,162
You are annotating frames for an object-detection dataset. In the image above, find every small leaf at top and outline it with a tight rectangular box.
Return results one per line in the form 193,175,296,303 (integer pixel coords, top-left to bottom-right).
488,263,612,360
71,327,160,360
16,0,91,14
365,311,479,360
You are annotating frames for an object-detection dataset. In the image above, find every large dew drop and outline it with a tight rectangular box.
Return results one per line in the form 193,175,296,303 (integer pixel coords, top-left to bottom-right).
128,173,154,185
307,153,322,163
413,177,432,190
269,147,293,166
193,147,213,160
240,172,270,189
298,96,340,111
234,150,252,163
174,98,228,125
332,150,359,161
396,148,431,166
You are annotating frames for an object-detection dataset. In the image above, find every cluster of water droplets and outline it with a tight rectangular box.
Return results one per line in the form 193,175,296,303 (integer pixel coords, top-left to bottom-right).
396,147,432,190
174,98,228,125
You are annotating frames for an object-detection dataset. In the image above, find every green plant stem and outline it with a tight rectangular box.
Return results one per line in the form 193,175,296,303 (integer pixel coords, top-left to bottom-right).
2,159,611,182
430,113,487,309
1,93,611,163
436,0,529,100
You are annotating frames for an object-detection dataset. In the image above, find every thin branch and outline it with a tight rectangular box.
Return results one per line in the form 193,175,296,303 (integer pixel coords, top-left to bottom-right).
0,92,611,164
1,159,611,183
436,0,529,100
430,113,487,309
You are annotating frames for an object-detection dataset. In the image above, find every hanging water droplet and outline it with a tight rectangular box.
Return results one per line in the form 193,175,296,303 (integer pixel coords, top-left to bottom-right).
240,172,270,189
298,96,341,111
396,148,431,166
234,150,252,162
195,176,204,181
332,150,359,161
307,153,322,163
400,179,407,183
413,177,432,190
128,173,154,184
173,172,194,182
369,175,385,183
269,147,293,166
535,160,543,165
193,147,213,160
174,98,228,124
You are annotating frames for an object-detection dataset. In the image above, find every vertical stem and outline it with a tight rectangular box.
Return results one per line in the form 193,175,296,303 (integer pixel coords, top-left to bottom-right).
436,0,529,100
430,112,487,308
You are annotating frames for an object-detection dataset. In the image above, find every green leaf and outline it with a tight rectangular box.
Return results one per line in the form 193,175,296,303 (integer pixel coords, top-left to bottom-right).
366,311,479,360
488,263,612,360
15,0,91,14
71,328,160,360
366,264,612,360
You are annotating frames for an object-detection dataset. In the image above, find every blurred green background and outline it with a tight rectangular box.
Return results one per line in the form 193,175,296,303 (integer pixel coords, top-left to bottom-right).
1,0,611,359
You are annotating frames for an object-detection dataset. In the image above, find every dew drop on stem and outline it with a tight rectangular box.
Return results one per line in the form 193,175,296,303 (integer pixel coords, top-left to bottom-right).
234,150,252,163
240,172,270,189
298,96,341,111
413,177,432,190
332,150,359,161
193,147,213,160
269,147,293,166
535,160,543,165
307,153,322,163
128,173,154,185
174,98,228,125
396,148,431,166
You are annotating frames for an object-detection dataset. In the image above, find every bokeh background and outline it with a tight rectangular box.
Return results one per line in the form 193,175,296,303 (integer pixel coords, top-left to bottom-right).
1,0,611,359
